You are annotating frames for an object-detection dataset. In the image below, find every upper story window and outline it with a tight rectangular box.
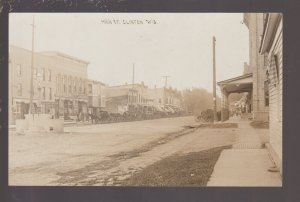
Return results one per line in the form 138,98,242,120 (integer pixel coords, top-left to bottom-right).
49,88,52,100
74,78,77,94
79,79,82,93
17,64,21,77
17,83,22,96
88,84,92,94
41,68,45,81
33,68,37,80
48,69,51,81
42,87,46,100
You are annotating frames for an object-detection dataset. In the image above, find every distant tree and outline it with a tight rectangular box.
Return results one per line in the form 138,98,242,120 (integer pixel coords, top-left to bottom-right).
183,88,221,115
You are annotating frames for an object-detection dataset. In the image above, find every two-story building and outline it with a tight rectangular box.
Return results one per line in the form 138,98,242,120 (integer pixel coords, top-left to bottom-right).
149,87,182,109
9,45,90,123
87,79,106,109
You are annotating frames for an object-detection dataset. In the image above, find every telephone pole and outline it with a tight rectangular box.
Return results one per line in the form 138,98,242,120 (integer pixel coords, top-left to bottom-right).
162,76,170,107
29,16,36,114
212,36,217,122
162,76,170,88
131,63,135,105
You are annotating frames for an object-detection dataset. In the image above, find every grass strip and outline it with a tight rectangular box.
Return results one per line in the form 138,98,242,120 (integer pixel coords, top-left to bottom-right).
121,145,231,186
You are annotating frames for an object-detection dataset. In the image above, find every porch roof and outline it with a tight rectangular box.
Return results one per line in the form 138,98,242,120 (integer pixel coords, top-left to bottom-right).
217,73,253,94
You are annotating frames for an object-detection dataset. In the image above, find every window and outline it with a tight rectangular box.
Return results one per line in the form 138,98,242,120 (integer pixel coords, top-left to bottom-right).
49,88,52,100
48,69,51,81
264,80,269,107
57,75,61,94
274,55,280,84
264,53,268,66
42,68,45,81
42,87,46,100
64,76,67,93
88,84,92,94
79,79,82,93
33,68,37,79
17,83,22,96
74,78,77,93
17,64,21,77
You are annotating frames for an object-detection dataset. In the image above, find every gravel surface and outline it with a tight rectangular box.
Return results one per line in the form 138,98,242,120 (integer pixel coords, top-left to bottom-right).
9,116,236,186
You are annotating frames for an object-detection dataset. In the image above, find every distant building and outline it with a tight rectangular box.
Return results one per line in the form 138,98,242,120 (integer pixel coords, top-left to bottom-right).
87,79,106,108
259,13,283,174
104,83,153,114
9,45,90,124
149,87,182,108
105,83,183,114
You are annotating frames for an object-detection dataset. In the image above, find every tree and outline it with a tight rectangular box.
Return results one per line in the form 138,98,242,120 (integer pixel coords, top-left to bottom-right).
182,88,221,115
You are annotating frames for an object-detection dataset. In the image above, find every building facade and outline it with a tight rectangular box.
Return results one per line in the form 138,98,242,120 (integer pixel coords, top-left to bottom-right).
105,83,183,114
218,13,269,122
9,45,90,124
259,13,283,174
243,13,269,121
87,79,106,108
105,83,153,114
149,87,182,108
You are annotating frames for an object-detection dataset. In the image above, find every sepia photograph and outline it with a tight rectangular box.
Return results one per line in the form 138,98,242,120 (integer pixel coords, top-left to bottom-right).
8,13,282,186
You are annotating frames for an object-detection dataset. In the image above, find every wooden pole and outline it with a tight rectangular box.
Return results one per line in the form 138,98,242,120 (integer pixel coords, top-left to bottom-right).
29,16,36,114
213,36,217,122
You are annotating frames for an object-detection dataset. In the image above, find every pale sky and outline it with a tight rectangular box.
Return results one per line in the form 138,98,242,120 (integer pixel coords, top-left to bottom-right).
9,13,249,92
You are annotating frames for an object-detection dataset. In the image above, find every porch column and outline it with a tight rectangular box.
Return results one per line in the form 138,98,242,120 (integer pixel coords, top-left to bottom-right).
221,87,229,121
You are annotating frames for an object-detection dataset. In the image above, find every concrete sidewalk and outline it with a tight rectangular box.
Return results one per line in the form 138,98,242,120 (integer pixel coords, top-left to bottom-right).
207,120,282,186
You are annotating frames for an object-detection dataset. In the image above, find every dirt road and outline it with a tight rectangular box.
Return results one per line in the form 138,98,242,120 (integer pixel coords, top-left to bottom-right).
9,116,236,185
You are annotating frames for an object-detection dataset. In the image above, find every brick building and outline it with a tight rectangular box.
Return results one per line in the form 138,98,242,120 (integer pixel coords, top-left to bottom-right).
217,13,269,121
9,45,90,124
259,13,283,174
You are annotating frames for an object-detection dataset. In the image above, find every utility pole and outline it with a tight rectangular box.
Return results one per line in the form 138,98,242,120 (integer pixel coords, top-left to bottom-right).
212,36,217,122
162,76,170,107
162,76,170,88
29,16,36,114
131,63,135,105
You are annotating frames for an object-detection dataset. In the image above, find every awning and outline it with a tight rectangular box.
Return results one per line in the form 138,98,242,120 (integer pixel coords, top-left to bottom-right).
217,73,253,94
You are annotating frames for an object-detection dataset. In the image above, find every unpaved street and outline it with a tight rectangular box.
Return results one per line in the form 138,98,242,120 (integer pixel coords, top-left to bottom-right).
9,116,236,185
